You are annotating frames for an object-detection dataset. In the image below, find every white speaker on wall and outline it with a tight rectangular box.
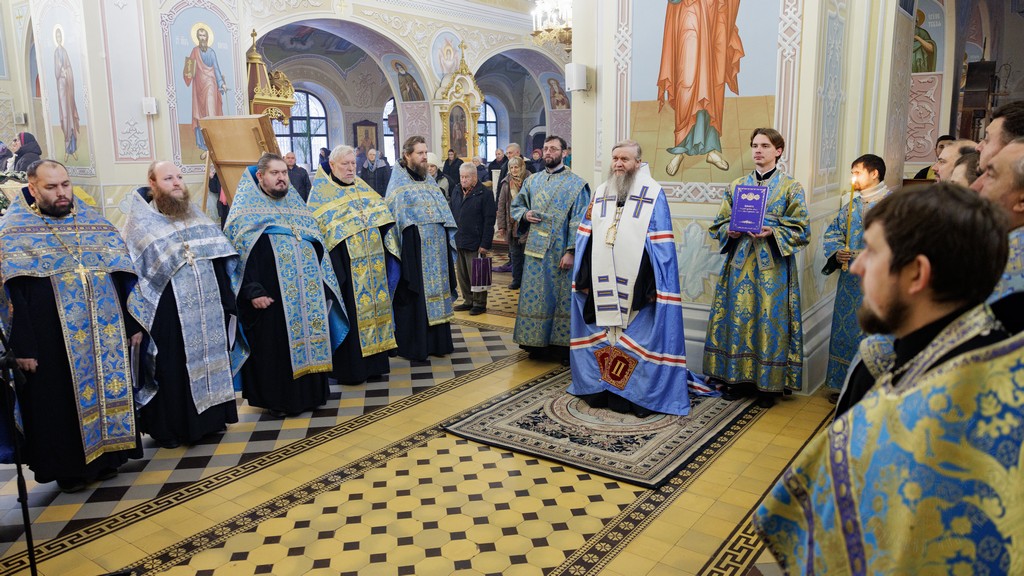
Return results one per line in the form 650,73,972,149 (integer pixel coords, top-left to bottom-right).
565,62,588,92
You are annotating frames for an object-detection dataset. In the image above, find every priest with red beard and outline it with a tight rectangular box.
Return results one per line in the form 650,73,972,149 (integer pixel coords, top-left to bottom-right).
122,160,244,448
385,136,458,361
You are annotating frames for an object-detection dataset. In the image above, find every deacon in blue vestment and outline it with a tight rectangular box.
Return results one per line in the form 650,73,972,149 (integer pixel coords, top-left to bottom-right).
703,128,809,407
569,141,690,416
821,154,891,393
974,139,1024,302
1,160,143,492
385,136,459,361
122,161,244,448
223,154,348,417
756,183,1022,575
308,145,401,384
511,136,591,363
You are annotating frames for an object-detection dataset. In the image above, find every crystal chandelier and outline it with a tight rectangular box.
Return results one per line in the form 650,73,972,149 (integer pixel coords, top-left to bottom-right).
531,0,572,52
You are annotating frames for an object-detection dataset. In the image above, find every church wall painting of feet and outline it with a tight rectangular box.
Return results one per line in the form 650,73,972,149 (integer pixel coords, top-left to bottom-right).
629,0,780,189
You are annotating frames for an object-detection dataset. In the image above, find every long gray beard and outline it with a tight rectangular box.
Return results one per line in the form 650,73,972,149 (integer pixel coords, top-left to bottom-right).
607,171,636,205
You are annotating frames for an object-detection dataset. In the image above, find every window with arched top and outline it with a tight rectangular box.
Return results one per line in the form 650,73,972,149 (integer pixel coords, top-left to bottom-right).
273,90,328,172
382,98,397,163
477,101,497,161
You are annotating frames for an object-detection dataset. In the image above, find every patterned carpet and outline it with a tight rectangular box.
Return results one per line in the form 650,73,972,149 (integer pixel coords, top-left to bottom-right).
446,371,763,488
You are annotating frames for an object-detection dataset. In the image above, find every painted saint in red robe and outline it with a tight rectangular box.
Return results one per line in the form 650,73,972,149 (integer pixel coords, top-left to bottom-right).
657,0,744,175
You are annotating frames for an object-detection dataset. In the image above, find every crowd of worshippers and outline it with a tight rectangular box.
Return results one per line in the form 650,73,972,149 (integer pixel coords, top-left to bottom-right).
1,98,1022,575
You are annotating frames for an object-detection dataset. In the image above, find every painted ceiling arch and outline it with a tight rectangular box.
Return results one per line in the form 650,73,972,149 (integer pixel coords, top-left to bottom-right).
255,19,432,105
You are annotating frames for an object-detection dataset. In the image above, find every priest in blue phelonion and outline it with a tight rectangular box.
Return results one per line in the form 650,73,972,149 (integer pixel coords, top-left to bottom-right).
223,153,348,417
568,140,691,417
821,154,890,396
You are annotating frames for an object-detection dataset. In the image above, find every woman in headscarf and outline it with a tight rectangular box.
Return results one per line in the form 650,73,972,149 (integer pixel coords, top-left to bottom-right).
318,147,331,174
11,133,43,172
0,142,12,172
495,155,527,289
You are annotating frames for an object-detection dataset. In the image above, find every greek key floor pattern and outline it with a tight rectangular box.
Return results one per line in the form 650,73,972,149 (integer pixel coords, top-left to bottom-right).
0,307,835,575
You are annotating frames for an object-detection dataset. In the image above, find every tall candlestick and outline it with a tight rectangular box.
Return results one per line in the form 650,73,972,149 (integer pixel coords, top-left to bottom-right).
842,176,856,271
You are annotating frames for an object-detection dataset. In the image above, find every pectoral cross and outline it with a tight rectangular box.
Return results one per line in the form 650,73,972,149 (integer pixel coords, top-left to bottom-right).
75,263,88,284
629,186,655,218
183,243,195,267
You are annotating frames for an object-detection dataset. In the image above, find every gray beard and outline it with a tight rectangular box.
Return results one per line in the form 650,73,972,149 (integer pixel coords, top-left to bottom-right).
606,171,637,205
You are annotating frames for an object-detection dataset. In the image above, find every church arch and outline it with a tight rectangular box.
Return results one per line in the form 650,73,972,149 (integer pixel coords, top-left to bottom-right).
255,19,433,146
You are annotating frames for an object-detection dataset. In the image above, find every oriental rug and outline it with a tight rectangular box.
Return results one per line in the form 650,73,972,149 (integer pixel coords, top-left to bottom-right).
444,370,763,488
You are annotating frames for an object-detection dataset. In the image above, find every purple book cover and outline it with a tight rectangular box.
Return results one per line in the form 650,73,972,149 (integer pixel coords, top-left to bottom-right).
729,185,769,234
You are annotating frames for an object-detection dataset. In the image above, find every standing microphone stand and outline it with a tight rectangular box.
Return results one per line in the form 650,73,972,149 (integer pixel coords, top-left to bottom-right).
0,328,37,576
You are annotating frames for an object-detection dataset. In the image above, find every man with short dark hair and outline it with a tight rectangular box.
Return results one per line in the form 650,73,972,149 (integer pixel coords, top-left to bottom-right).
308,145,400,385
450,163,495,315
821,154,891,397
950,151,981,187
973,138,1024,301
386,136,458,360
977,100,1024,172
913,134,954,179
284,151,311,201
510,135,591,363
224,153,348,417
123,160,242,448
756,183,1022,574
933,140,976,181
1,159,143,492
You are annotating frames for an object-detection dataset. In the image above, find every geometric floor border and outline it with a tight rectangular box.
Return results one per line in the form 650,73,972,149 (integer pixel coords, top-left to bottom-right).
697,411,834,576
121,370,779,576
0,351,530,576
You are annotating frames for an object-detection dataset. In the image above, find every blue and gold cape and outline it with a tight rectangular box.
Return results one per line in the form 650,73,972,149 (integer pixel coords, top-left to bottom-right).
385,164,457,326
223,168,348,378
755,303,1024,574
821,184,891,390
307,169,400,356
703,170,809,392
509,167,591,348
989,226,1024,303
0,191,139,464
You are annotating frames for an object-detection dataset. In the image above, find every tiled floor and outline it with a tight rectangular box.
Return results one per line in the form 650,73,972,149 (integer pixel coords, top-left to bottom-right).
0,301,834,575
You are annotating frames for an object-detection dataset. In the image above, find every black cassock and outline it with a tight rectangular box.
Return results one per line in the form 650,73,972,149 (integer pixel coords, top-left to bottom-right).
329,239,392,385
392,225,457,361
239,234,330,414
138,258,239,445
7,273,143,485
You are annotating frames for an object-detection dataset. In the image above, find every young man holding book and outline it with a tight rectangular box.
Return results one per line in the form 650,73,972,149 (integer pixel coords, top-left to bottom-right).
703,128,810,407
